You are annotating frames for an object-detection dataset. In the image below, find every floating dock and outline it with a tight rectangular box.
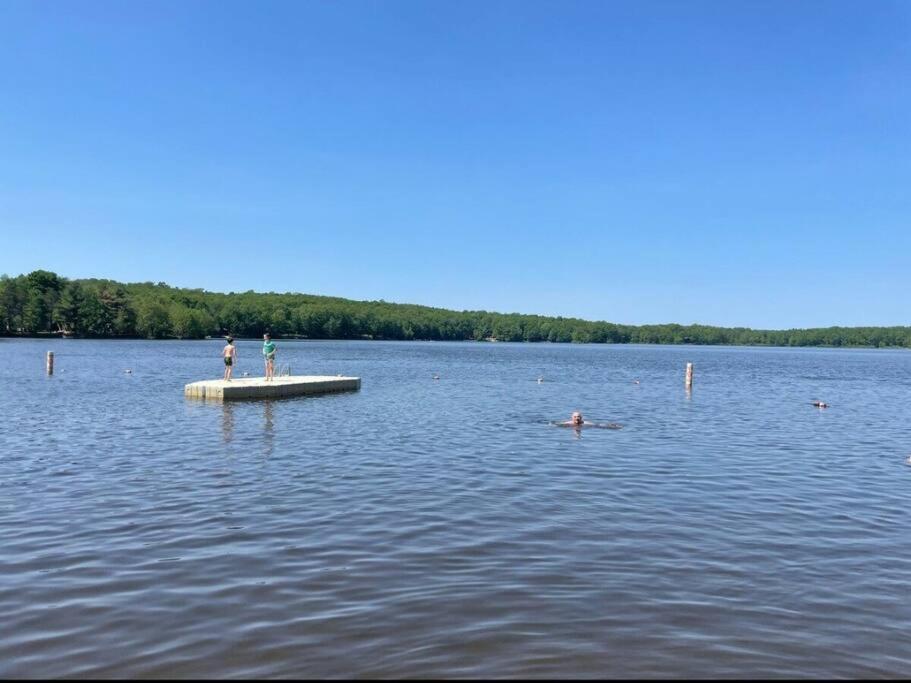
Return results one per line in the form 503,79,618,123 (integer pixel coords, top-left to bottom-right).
184,375,361,401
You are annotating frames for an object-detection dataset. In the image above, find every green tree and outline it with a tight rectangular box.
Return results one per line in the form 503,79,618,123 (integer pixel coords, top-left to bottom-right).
53,282,86,333
0,275,25,333
136,299,172,338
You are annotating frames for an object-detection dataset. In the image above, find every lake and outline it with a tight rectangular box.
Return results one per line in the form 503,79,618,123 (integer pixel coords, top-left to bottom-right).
2,339,910,678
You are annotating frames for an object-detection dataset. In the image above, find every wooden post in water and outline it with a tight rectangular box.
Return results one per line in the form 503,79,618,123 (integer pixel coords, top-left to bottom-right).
685,361,693,389
46,351,54,375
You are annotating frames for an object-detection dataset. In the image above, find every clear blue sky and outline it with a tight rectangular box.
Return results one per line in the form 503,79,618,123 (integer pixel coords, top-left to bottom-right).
1,0,908,329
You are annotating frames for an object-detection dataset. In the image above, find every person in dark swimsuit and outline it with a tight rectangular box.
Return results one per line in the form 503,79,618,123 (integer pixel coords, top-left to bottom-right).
223,337,237,381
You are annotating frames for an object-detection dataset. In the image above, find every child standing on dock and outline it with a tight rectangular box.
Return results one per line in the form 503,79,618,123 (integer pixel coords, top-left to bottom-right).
262,333,276,381
223,337,237,381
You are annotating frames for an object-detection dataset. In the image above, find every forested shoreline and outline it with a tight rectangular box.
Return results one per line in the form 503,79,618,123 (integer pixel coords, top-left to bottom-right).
1,270,909,348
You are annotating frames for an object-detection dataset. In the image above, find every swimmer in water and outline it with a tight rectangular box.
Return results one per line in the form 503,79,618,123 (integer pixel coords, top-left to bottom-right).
812,400,829,409
565,411,585,426
555,411,623,429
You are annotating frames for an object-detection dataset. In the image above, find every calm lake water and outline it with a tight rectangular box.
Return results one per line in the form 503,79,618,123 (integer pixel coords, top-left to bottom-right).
2,339,910,678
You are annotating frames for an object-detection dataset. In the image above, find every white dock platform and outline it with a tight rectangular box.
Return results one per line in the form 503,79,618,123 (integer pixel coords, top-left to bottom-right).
184,375,361,401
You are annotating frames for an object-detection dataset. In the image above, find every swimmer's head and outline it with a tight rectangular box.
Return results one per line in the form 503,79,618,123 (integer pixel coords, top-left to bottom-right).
226,336,234,344
571,411,583,425
264,332,271,340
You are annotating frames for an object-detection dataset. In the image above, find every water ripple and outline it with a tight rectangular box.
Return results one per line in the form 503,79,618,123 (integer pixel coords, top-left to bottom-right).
2,340,911,677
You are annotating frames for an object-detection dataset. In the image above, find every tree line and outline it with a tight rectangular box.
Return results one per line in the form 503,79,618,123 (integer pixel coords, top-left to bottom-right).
1,269,909,348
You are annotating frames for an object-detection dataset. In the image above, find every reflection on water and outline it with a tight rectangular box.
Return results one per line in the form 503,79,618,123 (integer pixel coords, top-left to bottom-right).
219,399,274,454
221,400,235,444
262,400,274,458
2,339,911,678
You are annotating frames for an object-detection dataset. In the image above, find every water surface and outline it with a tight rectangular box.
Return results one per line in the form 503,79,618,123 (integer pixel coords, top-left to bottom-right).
2,339,910,678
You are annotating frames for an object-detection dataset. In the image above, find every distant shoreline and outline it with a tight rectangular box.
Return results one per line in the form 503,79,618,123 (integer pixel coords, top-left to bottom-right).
3,270,910,349
2,332,909,351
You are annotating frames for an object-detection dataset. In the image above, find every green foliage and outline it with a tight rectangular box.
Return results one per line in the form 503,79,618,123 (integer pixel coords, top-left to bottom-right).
53,282,86,334
136,299,172,339
0,269,909,348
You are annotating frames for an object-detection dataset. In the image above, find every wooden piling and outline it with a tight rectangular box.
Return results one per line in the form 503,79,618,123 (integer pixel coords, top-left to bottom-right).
685,361,693,389
46,351,54,375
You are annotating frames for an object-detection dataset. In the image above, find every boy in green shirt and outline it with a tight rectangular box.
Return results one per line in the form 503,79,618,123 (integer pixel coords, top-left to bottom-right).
262,333,276,381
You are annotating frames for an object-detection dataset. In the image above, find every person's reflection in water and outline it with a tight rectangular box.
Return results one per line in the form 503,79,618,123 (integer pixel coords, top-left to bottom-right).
221,401,235,444
263,400,275,458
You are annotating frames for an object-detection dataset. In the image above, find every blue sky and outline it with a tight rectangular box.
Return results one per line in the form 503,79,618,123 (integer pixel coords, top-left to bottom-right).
1,0,908,328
